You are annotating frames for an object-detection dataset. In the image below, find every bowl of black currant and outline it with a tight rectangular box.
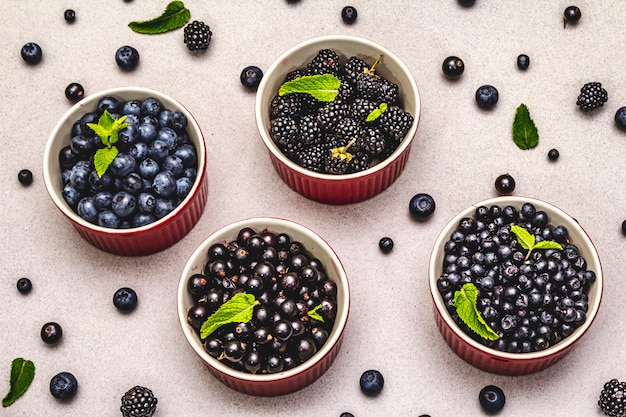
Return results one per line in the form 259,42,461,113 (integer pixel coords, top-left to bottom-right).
177,217,350,396
429,196,603,375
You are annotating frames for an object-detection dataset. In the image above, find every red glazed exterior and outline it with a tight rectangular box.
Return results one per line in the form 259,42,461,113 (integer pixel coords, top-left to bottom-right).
255,35,420,205
429,197,603,376
43,87,207,256
177,218,350,396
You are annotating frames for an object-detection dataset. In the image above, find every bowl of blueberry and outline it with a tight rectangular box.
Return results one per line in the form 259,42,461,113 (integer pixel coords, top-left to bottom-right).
177,217,349,396
43,87,207,256
429,196,603,375
255,35,420,205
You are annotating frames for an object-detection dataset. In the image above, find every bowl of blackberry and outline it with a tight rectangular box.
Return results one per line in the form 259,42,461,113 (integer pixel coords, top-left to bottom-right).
43,87,208,256
177,217,350,396
429,196,602,375
255,35,420,204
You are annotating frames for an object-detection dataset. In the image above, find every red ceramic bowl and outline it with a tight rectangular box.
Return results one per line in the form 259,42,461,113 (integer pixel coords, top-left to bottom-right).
255,35,420,205
177,218,350,396
43,87,207,256
429,196,603,375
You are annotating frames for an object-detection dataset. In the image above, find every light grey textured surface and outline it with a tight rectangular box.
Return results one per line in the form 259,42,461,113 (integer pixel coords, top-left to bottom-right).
1,1,625,416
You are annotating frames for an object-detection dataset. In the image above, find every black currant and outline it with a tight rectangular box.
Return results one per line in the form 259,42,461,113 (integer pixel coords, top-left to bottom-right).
458,0,475,6
494,173,515,195
516,54,530,70
41,322,63,344
379,237,394,253
548,148,560,161
17,277,32,294
621,219,626,236
240,65,263,90
341,6,358,24
18,169,33,185
409,193,436,220
442,56,464,78
64,9,76,23
479,385,506,413
65,82,84,102
563,6,581,27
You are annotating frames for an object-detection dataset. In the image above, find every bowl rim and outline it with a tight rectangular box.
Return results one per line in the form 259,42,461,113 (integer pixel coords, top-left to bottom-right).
428,196,603,361
177,216,350,382
255,34,421,181
43,86,207,235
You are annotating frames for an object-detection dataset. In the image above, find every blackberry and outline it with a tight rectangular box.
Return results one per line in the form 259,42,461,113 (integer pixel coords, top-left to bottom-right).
599,379,626,417
379,78,400,105
296,144,326,173
298,114,322,145
337,76,355,101
356,72,382,101
343,56,369,83
359,126,387,158
349,98,379,123
284,69,304,82
334,117,361,143
325,139,357,175
271,94,303,119
317,101,348,132
183,21,212,51
348,150,371,173
378,106,414,141
269,116,298,146
307,49,340,75
576,82,608,112
121,386,158,417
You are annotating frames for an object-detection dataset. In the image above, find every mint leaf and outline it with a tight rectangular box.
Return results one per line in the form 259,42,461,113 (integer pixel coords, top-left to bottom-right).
2,358,35,407
86,123,111,141
512,103,539,150
128,1,191,34
454,283,499,341
307,304,325,323
200,293,259,339
94,147,119,178
533,240,564,251
366,102,388,122
278,74,341,102
511,224,563,260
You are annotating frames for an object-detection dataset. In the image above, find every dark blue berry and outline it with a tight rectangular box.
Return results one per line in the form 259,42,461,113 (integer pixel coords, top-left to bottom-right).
62,184,81,209
111,191,136,218
17,277,32,294
379,237,394,253
113,287,138,312
174,144,197,167
141,97,162,116
50,372,78,400
162,155,184,176
176,177,193,199
475,85,499,109
97,210,120,228
517,54,530,70
154,197,175,218
65,83,84,102
442,56,464,78
64,9,76,23
615,107,626,131
115,45,140,71
122,100,142,116
458,0,475,6
138,158,160,180
548,148,560,161
21,42,43,65
148,140,169,162
41,322,63,344
18,169,33,185
494,173,515,195
340,413,355,417
240,66,264,90
341,6,358,24
98,96,120,112
138,192,156,213
479,385,505,413
167,111,188,131
360,369,384,396
152,171,177,197
409,193,436,220
77,197,98,223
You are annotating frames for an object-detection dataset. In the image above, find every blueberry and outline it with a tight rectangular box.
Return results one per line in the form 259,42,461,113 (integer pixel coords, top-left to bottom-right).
21,42,43,65
156,127,178,149
97,210,120,228
62,184,82,209
158,109,172,127
59,146,79,169
65,83,84,102
109,153,136,177
70,134,95,157
122,100,142,116
154,198,175,218
118,124,140,148
475,85,499,109
93,191,113,210
64,9,76,23
409,193,436,220
494,173,515,195
115,45,140,70
176,177,194,199
174,144,197,167
77,197,98,223
240,66,264,90
119,172,143,194
360,369,384,396
167,111,188,131
152,171,177,197
138,122,157,142
183,167,197,180
50,372,78,400
479,385,505,413
111,191,136,218
133,213,155,228
442,56,464,78
138,158,160,180
148,140,169,162
379,237,394,253
113,287,138,311
141,114,159,127
98,96,120,113
517,54,530,70
615,107,626,131
18,169,33,186
41,322,63,344
548,148,560,161
17,277,32,294
129,142,149,161
137,192,156,213
141,97,162,117
341,6,358,23
163,155,184,176
89,170,112,192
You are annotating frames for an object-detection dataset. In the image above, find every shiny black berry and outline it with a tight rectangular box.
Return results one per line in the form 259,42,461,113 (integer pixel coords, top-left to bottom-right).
121,386,158,417
479,385,506,413
615,107,626,131
409,193,436,221
599,379,626,417
240,66,263,90
50,372,78,400
21,42,43,65
548,148,560,161
576,82,608,112
113,287,138,312
360,369,384,396
379,237,394,254
458,0,475,6
64,9,76,23
621,219,626,236
115,45,140,71
184,21,212,51
564,6,581,26
494,173,515,195
17,277,32,294
41,322,63,344
341,6,358,23
65,82,84,102
18,169,33,185
442,56,464,78
340,413,355,417
517,54,530,70
475,85,499,109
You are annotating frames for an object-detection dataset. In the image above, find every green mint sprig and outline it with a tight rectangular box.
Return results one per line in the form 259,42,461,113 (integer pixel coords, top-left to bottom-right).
512,103,539,150
510,225,563,260
200,293,259,339
366,102,388,122
307,304,325,323
453,283,499,341
278,74,341,102
128,1,191,34
87,110,129,177
2,358,35,407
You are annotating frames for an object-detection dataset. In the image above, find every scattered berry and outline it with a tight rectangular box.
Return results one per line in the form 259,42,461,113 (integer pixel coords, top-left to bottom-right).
41,322,63,344
494,173,515,195
184,21,212,51
409,193,436,221
379,237,394,254
615,107,626,131
479,385,506,413
475,85,499,109
16,277,32,294
516,54,530,70
548,148,560,161
458,0,476,6
115,45,140,71
576,82,608,112
65,82,84,102
64,9,76,23
18,169,33,186
50,372,78,400
621,220,626,236
341,6,358,24
599,379,626,417
564,6,582,27
113,287,138,312
121,386,158,417
240,65,263,90
360,369,384,396
340,413,355,417
21,42,43,65
442,56,464,78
